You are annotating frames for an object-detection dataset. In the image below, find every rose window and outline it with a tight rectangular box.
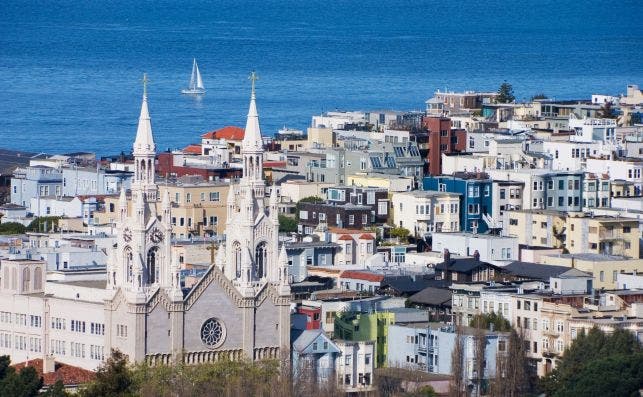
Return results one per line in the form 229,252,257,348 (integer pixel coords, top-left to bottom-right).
200,318,225,348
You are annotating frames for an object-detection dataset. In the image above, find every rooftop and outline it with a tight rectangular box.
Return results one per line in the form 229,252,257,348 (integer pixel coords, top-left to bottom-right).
13,358,95,387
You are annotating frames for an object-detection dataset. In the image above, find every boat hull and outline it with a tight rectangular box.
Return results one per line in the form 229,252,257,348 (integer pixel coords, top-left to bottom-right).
181,88,206,95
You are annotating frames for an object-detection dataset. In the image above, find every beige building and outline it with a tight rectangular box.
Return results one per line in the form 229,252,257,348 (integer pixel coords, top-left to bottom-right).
95,177,230,239
347,173,415,192
506,210,566,249
506,210,640,258
539,253,643,290
280,180,333,203
307,127,335,149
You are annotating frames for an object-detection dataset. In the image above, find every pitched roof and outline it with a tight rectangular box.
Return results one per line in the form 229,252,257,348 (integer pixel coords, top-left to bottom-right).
201,126,245,140
435,258,502,274
13,359,95,386
340,270,384,283
408,286,453,307
338,234,353,241
182,144,202,154
380,275,434,294
292,329,339,353
504,261,572,280
359,233,375,240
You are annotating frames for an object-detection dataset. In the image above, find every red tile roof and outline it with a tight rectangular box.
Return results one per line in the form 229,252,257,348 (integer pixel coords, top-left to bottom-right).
14,358,96,386
264,161,287,168
338,234,353,241
183,144,202,154
359,233,375,240
340,270,384,283
201,126,245,141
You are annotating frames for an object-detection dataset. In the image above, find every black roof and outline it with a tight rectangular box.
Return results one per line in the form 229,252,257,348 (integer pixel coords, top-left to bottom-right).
275,173,306,185
504,261,572,280
408,287,453,307
435,258,503,274
380,274,434,295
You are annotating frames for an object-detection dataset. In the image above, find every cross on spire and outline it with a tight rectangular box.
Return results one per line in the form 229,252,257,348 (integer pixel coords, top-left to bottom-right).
142,73,149,97
248,71,258,95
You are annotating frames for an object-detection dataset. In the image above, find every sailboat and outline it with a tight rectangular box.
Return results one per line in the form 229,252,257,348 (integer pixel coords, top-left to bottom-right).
181,58,205,95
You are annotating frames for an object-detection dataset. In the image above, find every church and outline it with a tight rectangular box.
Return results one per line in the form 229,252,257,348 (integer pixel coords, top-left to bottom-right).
0,74,291,370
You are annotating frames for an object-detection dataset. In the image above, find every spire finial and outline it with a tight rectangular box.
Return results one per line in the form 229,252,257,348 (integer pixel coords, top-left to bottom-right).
248,71,258,97
142,73,149,97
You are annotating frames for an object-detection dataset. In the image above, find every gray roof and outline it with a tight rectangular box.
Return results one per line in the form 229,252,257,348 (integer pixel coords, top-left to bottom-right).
504,261,572,280
408,287,453,307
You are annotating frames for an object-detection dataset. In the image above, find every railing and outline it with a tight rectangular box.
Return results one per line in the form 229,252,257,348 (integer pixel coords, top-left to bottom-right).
183,349,244,364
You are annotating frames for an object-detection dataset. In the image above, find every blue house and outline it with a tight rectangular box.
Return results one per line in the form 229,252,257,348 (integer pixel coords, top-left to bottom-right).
292,329,341,385
423,173,493,233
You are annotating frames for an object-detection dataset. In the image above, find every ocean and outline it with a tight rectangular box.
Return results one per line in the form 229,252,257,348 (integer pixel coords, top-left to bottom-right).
0,0,641,155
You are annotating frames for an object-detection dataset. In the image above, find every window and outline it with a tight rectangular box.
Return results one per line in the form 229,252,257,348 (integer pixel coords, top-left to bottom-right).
378,201,388,215
200,192,205,201
500,189,506,199
365,354,371,365
209,192,220,201
600,271,604,282
345,355,352,365
186,193,192,203
348,215,354,225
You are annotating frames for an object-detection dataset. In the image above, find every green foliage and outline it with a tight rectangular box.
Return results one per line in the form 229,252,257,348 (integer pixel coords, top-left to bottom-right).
405,385,438,397
79,350,135,397
297,196,324,204
390,226,410,242
0,222,26,235
41,381,69,397
470,312,512,332
278,214,298,233
26,217,61,233
598,101,618,119
496,82,515,103
0,358,43,397
540,328,642,397
531,93,548,100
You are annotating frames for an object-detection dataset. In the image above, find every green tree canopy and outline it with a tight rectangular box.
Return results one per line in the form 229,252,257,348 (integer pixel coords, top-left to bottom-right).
26,217,61,233
598,101,618,119
471,312,512,332
0,222,26,235
496,82,515,103
278,214,298,233
540,327,642,397
390,227,410,242
79,350,135,397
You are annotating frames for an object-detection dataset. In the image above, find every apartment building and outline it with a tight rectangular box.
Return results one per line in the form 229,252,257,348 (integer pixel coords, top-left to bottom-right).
391,190,460,237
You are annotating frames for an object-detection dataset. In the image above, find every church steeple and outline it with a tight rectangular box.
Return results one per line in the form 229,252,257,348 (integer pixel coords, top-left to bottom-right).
241,71,264,188
132,73,157,201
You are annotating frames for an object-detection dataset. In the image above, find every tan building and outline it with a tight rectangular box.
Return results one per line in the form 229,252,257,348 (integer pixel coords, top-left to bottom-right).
94,177,230,238
565,215,639,258
539,253,643,290
506,210,566,248
507,210,640,258
347,173,415,192
307,127,335,149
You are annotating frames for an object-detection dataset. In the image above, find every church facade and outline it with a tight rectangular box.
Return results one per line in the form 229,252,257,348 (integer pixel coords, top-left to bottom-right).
0,75,291,371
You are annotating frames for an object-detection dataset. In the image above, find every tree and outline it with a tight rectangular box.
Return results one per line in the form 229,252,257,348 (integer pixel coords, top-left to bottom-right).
0,364,43,397
41,380,70,397
598,101,618,119
540,328,642,397
390,227,410,242
531,93,548,100
449,327,465,397
79,350,135,397
491,330,530,397
496,82,515,103
470,312,512,332
0,222,26,235
26,217,60,233
278,215,297,233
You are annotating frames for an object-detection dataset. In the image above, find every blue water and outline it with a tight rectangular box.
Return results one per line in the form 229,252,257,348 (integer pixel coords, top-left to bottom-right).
1,0,641,155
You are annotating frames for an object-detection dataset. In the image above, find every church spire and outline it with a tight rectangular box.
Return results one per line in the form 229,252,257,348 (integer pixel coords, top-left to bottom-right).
134,73,155,155
242,71,263,151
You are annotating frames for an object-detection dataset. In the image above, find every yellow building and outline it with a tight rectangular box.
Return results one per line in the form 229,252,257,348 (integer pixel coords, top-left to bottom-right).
539,253,643,290
565,215,639,258
506,209,566,248
307,127,335,148
94,178,230,239
507,210,639,259
610,180,636,198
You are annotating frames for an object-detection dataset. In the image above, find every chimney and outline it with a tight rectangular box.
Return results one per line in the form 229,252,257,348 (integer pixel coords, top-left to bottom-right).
443,249,450,262
473,250,480,261
43,355,56,374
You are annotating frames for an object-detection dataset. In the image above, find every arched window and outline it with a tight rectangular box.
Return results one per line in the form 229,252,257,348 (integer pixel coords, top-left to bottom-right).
148,159,153,180
124,247,133,283
140,160,146,181
34,267,42,290
147,247,160,284
233,242,241,278
22,267,30,291
3,267,8,289
255,242,267,279
11,268,17,290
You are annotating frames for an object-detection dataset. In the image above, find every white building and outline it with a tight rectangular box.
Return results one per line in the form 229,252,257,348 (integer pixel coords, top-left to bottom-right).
391,190,460,237
334,340,375,393
568,115,617,143
586,157,643,194
0,76,291,371
431,232,518,266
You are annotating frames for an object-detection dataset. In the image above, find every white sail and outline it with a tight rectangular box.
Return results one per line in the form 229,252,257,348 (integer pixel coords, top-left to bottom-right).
195,61,204,90
182,58,205,95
